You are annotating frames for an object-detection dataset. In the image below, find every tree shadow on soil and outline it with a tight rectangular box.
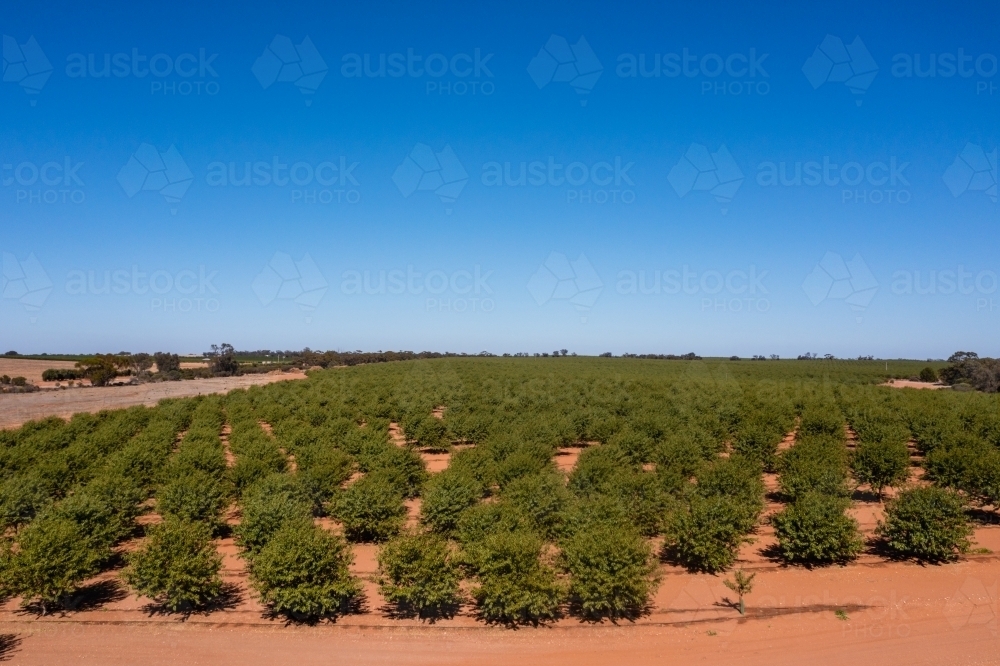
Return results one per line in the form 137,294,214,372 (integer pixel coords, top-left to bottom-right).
0,635,22,662
262,595,369,626
758,542,866,569
139,582,243,619
378,600,461,623
19,579,128,616
567,599,653,625
966,507,1000,526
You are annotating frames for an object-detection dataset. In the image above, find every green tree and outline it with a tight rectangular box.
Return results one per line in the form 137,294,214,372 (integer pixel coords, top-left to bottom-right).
123,519,224,612
561,524,657,621
723,568,755,616
469,531,564,625
919,367,938,383
3,515,102,613
335,473,406,542
157,470,228,529
420,468,482,534
850,440,910,498
770,493,862,564
250,522,360,621
876,487,972,562
501,472,571,539
377,533,462,619
664,495,749,573
0,475,51,531
234,476,313,557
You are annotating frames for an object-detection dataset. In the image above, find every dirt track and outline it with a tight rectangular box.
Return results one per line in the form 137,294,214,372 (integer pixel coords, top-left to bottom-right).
0,372,307,429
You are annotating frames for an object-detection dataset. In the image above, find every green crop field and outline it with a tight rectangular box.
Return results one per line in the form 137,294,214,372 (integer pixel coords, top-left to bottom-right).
2,357,998,622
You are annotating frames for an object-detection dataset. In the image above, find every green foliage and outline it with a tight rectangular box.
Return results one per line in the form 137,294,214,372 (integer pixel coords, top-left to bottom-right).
723,568,755,615
664,495,750,573
407,416,450,450
362,445,428,498
0,475,52,531
296,446,354,508
569,445,631,498
919,367,938,383
234,475,313,556
850,440,910,496
51,476,145,555
770,492,862,564
468,531,564,625
694,456,765,533
157,470,229,529
249,522,360,621
876,487,972,562
732,424,782,472
420,468,482,534
2,515,102,612
335,474,407,542
778,436,851,501
561,523,657,621
455,502,530,545
377,533,462,619
500,472,571,539
123,519,223,611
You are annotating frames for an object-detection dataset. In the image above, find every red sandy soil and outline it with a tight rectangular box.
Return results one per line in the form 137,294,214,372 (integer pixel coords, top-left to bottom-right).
0,371,307,430
883,379,948,390
3,549,999,665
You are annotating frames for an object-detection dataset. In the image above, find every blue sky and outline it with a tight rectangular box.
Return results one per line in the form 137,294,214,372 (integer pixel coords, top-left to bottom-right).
1,0,997,358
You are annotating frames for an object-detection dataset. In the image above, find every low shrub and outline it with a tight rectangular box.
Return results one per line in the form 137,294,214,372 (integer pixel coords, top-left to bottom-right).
234,475,313,556
561,523,657,621
919,367,938,383
875,487,972,562
468,531,564,625
2,515,102,613
850,440,910,497
663,495,749,573
420,468,482,534
377,533,462,619
250,522,360,621
770,492,862,564
778,437,851,502
500,472,571,539
157,470,228,529
335,473,406,542
0,475,52,531
123,519,224,611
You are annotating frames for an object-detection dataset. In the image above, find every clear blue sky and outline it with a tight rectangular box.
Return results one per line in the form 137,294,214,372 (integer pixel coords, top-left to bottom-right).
1,0,997,358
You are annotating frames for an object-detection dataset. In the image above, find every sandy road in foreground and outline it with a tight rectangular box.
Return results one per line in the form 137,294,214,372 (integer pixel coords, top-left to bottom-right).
0,372,307,429
1,552,999,665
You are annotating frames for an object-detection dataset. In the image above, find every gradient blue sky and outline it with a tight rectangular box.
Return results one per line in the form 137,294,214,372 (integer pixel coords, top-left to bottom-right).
1,0,997,358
